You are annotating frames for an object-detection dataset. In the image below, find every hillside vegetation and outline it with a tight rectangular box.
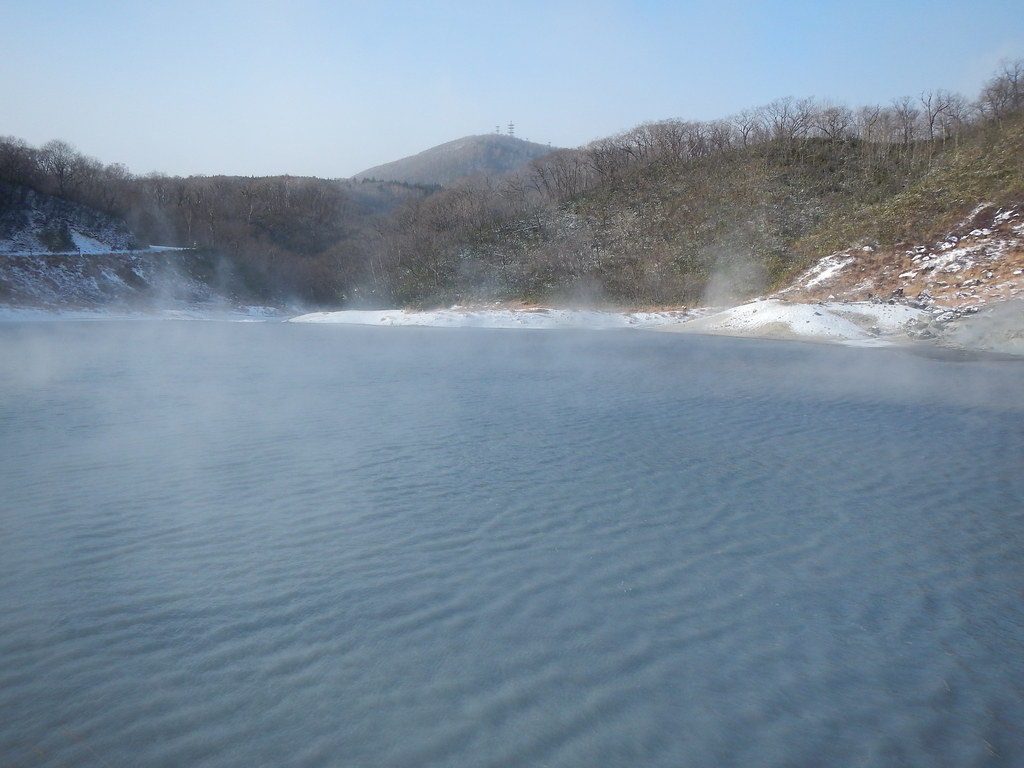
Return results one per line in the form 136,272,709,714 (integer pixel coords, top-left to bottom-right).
1,60,1022,309
368,62,1024,307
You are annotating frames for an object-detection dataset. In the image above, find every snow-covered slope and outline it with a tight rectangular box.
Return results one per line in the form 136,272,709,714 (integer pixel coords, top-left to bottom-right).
0,182,137,255
0,183,253,309
0,249,225,308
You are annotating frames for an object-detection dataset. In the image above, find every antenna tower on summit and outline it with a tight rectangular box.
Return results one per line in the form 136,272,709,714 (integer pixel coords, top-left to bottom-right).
507,121,515,137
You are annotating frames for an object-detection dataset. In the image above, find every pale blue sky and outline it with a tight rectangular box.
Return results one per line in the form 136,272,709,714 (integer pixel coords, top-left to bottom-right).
3,0,1022,178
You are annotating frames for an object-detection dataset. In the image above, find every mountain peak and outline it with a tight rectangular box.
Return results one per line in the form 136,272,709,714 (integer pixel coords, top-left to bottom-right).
353,134,557,186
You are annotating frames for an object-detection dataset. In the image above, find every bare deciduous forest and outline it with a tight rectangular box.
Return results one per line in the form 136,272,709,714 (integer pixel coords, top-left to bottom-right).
2,60,1022,308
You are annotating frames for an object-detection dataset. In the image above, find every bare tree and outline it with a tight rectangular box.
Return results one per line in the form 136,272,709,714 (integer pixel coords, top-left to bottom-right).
584,136,633,183
890,96,922,145
977,58,1024,121
813,104,854,142
531,149,591,200
939,92,973,142
705,120,735,153
38,139,82,196
919,89,967,141
681,121,711,158
855,105,884,143
763,97,816,141
731,107,766,147
0,135,40,187
645,120,689,162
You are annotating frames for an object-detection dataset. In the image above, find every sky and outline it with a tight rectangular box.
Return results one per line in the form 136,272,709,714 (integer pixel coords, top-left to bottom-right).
3,0,1022,179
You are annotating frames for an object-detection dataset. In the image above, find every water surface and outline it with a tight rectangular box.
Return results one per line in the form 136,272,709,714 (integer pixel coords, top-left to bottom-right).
1,321,1022,767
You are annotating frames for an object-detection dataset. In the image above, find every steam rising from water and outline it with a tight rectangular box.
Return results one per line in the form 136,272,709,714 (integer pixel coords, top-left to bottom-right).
700,239,767,307
1,320,1022,767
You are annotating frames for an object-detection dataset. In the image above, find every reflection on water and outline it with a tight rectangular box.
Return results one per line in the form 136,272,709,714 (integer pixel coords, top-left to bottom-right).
1,321,1023,767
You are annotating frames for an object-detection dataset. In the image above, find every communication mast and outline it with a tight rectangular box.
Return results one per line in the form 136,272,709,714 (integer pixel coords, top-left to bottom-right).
507,121,515,137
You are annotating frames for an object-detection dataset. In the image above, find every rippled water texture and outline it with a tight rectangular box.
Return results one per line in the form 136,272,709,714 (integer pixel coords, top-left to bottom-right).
1,321,1023,767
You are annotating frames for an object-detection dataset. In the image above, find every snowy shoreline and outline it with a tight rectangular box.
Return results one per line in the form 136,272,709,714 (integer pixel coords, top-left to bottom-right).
2,298,1021,356
289,299,1024,356
287,300,918,342
287,306,694,330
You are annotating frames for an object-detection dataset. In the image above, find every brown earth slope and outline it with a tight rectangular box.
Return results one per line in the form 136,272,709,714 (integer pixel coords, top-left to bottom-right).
777,203,1024,309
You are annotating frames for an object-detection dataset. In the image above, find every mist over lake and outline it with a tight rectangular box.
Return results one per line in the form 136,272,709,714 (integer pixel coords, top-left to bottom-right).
2,320,1023,767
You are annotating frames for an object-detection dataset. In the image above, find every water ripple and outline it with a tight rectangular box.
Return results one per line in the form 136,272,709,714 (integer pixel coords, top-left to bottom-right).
1,322,1022,767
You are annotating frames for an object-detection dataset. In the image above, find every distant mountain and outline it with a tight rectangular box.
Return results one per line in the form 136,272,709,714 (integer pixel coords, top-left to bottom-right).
353,134,558,186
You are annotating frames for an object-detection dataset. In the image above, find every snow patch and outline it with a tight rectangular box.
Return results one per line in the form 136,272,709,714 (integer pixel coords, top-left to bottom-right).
777,252,854,293
658,299,924,345
70,231,114,254
288,306,692,329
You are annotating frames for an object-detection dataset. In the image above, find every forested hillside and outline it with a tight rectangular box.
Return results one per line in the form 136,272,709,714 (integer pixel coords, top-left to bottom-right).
366,60,1024,307
2,60,1022,309
0,147,433,303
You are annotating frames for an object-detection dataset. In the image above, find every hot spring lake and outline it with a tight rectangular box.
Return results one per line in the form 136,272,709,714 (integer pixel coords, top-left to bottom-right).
1,319,1022,767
